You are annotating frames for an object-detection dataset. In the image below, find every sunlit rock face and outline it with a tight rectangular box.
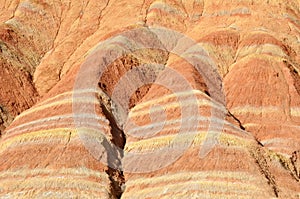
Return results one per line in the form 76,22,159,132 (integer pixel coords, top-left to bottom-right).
0,0,300,198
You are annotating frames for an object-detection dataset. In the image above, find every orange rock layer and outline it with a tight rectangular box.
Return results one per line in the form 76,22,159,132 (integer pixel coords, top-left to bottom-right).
0,0,300,198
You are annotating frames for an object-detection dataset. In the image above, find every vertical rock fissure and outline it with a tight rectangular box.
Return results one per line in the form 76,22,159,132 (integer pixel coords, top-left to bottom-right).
97,55,169,197
100,103,126,199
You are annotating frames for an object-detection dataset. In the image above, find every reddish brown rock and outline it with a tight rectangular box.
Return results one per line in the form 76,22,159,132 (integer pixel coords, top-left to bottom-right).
0,0,300,198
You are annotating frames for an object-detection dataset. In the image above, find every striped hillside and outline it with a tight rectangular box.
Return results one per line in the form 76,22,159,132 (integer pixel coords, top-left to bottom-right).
0,0,300,198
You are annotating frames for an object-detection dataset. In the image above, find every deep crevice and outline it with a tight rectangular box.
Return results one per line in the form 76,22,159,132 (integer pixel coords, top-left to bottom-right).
94,25,173,198
97,57,169,198
100,103,126,199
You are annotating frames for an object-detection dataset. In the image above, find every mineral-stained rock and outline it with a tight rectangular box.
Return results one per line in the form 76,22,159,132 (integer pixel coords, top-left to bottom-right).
0,0,300,198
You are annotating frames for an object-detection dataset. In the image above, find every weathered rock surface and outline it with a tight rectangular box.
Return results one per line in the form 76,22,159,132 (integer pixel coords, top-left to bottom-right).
0,0,300,198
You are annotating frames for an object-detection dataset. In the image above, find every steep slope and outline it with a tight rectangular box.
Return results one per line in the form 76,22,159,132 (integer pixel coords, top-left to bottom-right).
0,0,61,133
0,0,299,198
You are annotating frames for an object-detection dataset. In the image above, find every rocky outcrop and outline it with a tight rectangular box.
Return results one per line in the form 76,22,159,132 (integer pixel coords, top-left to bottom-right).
0,0,300,198
0,0,62,133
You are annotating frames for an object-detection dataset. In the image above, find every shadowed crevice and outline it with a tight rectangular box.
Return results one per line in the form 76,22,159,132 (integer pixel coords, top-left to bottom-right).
96,50,169,197
227,110,245,130
100,103,126,199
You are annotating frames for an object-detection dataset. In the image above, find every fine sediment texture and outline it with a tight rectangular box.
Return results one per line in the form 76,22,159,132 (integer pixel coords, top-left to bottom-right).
0,0,300,198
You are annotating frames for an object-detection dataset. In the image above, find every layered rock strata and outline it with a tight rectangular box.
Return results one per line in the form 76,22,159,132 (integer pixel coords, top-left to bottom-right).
0,0,300,198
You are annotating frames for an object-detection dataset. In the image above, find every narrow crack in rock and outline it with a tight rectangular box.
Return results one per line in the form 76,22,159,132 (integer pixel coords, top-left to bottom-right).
227,110,246,130
101,103,125,199
290,151,300,181
96,49,169,197
227,110,281,197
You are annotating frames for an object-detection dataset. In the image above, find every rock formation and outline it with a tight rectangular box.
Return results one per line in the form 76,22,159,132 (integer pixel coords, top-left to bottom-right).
0,0,300,198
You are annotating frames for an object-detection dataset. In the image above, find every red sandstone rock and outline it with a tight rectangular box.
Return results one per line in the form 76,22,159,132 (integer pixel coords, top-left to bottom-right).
0,0,300,198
